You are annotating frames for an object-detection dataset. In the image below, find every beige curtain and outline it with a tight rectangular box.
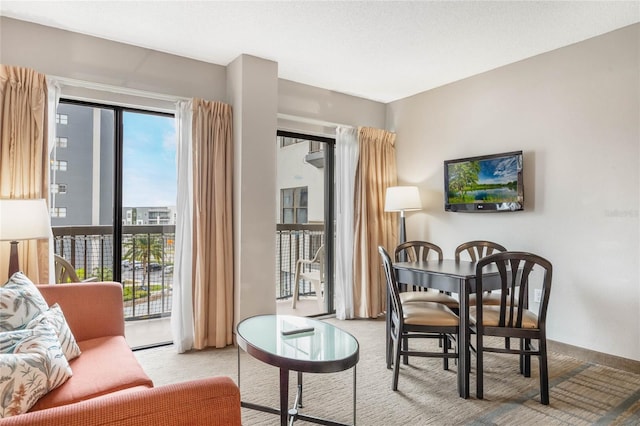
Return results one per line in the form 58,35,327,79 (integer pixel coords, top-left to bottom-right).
0,65,49,283
353,127,397,318
191,99,234,349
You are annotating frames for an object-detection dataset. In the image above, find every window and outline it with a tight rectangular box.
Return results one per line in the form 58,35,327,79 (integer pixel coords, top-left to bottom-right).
309,140,323,153
279,136,305,148
55,137,68,148
56,114,68,125
148,210,171,225
281,186,308,224
51,207,67,218
51,160,68,171
51,183,67,194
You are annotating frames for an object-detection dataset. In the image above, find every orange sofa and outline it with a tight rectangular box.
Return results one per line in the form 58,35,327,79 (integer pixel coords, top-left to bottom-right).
1,282,241,426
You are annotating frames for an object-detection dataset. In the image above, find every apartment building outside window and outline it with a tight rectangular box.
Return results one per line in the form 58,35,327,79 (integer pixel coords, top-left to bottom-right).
56,137,68,148
148,210,171,224
309,140,323,153
280,136,305,148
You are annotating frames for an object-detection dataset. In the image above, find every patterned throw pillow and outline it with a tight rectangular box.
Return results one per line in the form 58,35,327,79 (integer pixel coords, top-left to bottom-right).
0,351,48,418
0,272,49,332
0,319,72,418
27,304,81,361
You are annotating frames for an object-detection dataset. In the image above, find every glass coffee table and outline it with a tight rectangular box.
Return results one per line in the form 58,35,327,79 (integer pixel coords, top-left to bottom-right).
237,314,359,426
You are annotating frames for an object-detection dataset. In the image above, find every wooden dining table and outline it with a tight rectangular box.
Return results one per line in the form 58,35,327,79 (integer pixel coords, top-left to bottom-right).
391,259,502,399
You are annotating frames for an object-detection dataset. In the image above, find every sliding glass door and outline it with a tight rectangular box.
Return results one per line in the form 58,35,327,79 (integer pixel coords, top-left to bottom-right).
276,130,335,316
51,100,176,347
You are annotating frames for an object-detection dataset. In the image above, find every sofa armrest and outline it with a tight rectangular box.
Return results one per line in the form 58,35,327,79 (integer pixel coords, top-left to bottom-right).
36,282,125,341
1,376,242,426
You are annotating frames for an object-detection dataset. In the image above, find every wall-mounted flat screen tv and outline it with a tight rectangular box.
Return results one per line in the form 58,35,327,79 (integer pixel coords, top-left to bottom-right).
444,150,524,212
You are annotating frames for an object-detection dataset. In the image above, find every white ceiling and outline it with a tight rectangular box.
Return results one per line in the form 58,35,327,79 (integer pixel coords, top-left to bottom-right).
2,1,639,103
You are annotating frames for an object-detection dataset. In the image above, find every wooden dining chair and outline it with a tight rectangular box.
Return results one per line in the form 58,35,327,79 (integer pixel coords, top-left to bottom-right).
394,241,459,311
455,240,507,306
379,246,459,391
470,251,553,405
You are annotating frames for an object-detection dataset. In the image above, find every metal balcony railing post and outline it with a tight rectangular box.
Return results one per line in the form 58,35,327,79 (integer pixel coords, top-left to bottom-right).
146,232,151,317
132,235,137,318
70,237,76,269
100,235,105,281
82,236,88,280
161,234,166,312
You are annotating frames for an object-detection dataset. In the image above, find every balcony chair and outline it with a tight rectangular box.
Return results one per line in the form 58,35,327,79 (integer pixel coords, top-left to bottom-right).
470,251,553,405
54,254,97,283
379,246,459,391
291,244,325,309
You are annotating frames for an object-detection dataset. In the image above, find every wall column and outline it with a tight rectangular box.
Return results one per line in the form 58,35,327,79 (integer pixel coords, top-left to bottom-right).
227,54,278,324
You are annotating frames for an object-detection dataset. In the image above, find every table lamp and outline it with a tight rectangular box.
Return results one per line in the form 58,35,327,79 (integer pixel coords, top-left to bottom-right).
0,199,51,279
384,186,422,244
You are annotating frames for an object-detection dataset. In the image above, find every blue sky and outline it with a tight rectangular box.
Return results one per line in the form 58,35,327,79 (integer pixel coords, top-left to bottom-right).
122,112,176,207
478,155,520,184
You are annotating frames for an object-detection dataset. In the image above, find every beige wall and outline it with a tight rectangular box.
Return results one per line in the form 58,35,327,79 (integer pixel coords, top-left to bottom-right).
278,78,386,131
0,17,227,103
387,24,640,361
228,55,279,322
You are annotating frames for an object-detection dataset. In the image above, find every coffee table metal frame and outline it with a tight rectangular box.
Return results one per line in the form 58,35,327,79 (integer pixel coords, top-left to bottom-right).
237,314,359,426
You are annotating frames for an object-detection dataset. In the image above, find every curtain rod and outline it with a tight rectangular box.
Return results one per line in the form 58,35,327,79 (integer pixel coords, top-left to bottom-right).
48,75,190,103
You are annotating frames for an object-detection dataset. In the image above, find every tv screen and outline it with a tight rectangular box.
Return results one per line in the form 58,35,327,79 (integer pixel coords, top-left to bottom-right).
444,151,524,212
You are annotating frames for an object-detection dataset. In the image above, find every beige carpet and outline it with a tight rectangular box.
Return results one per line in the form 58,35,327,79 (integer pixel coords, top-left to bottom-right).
134,317,640,425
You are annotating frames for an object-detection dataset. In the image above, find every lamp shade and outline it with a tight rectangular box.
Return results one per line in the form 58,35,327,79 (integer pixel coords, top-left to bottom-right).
384,186,422,212
0,199,51,241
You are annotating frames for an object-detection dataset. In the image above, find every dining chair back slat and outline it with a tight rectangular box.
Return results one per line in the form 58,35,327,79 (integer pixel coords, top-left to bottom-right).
455,240,508,306
395,240,443,262
455,240,507,262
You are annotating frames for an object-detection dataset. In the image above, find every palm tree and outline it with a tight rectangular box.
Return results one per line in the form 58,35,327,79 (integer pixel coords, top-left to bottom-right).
122,233,164,289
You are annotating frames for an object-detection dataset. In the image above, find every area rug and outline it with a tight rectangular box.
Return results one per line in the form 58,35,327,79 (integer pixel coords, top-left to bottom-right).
134,317,640,425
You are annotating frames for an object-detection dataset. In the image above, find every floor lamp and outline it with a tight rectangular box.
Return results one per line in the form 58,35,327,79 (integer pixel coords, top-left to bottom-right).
0,199,51,279
384,186,422,256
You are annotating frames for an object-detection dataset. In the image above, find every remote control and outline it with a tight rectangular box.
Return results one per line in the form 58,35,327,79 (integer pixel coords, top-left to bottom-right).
281,327,315,336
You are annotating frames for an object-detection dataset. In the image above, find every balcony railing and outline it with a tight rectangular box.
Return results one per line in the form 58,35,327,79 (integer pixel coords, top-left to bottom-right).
275,223,324,300
52,225,175,321
53,223,325,320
